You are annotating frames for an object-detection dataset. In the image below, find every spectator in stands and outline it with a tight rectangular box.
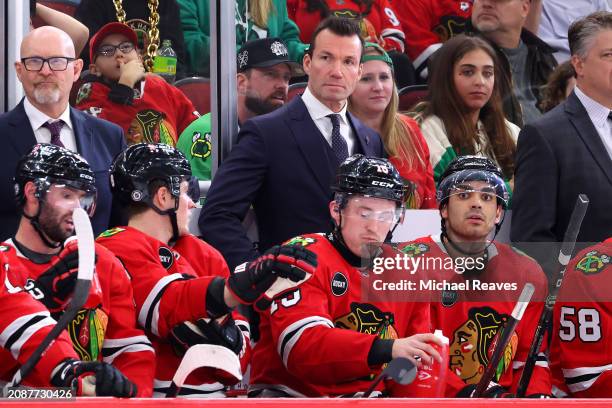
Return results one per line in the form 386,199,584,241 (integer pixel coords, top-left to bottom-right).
524,0,611,63
511,11,612,274
75,23,199,147
30,0,89,56
348,43,436,208
467,0,557,127
176,38,301,181
288,0,415,87
538,61,576,113
412,35,518,196
394,0,473,82
178,0,308,77
0,26,125,240
199,17,384,271
75,0,187,76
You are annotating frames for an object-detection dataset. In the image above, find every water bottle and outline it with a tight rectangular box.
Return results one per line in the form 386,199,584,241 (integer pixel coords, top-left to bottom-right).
405,330,449,397
153,39,177,83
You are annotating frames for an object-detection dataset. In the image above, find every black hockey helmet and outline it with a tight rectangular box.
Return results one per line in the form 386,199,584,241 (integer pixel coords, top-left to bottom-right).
14,143,97,214
436,155,509,209
110,143,192,207
331,154,410,206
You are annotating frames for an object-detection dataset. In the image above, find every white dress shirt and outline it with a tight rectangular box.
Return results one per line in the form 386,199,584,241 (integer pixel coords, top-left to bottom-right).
23,98,77,152
574,86,612,160
301,87,356,155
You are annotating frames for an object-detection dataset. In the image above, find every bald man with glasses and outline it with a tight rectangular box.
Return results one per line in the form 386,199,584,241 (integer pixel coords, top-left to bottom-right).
0,26,127,241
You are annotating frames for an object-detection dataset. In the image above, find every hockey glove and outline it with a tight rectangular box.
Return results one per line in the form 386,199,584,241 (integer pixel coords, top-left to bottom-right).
170,316,244,357
227,245,317,311
24,241,80,312
51,359,137,397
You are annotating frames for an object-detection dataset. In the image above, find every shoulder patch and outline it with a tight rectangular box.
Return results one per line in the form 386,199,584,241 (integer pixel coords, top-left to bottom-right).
576,250,610,275
331,272,348,296
98,227,126,238
0,245,9,252
158,247,174,269
400,242,429,257
285,236,317,247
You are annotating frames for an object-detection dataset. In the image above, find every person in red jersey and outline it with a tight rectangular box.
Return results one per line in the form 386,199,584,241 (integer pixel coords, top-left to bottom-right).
250,154,442,397
97,143,316,397
1,143,152,397
398,155,551,397
550,237,612,397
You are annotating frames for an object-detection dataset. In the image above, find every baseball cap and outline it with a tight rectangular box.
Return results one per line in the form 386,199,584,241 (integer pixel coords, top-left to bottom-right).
90,22,139,63
237,38,303,76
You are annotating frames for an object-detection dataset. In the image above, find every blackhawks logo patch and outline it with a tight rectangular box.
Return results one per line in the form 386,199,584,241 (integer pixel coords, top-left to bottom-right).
576,250,610,275
0,245,9,252
98,227,125,238
285,236,316,247
399,243,429,257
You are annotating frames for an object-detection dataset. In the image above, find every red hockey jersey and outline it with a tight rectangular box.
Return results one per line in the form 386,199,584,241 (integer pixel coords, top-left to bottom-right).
287,0,405,52
550,238,612,397
0,240,155,396
0,248,78,387
394,0,472,78
397,235,551,396
97,227,250,397
75,74,198,146
250,233,432,397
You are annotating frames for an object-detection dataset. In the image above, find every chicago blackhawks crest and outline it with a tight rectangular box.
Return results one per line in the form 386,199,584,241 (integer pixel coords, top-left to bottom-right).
576,250,610,275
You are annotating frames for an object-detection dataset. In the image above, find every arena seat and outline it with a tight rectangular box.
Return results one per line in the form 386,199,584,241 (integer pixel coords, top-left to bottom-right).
175,76,211,115
288,82,307,101
398,84,429,112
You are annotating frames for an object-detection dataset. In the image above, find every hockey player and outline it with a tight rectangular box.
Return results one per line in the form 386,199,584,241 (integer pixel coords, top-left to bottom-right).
1,143,154,396
550,237,612,397
97,143,316,397
0,249,140,395
249,154,442,397
397,156,551,397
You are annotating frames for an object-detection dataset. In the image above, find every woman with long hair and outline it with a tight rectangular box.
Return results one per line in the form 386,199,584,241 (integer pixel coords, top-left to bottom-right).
349,43,436,209
412,34,519,195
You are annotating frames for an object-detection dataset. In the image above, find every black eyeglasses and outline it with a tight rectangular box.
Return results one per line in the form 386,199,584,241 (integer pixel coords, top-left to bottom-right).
21,57,76,72
96,42,135,58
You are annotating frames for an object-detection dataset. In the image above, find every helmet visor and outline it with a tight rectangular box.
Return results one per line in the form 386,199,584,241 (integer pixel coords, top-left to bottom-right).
45,182,97,217
437,169,508,206
341,197,404,225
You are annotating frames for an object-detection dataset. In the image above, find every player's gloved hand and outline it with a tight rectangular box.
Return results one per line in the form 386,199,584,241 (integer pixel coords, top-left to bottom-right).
170,316,244,357
51,359,137,397
227,245,317,311
456,382,513,398
24,240,80,312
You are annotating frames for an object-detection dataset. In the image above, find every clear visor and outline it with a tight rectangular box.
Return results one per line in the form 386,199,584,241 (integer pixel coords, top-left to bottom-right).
437,169,508,205
45,183,97,217
446,184,502,203
341,197,404,225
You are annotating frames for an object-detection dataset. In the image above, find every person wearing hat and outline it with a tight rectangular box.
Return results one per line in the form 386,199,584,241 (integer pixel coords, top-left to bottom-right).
75,22,199,147
349,42,436,209
199,17,384,275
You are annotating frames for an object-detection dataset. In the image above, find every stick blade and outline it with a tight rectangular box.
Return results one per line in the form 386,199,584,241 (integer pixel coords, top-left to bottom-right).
72,208,95,281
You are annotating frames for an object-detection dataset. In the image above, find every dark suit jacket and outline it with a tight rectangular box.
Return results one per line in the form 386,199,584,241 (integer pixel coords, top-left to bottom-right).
0,100,127,241
199,96,385,269
511,92,612,274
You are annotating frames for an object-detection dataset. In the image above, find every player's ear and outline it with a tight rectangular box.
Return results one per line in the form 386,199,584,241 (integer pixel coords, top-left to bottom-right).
329,201,340,223
494,205,502,224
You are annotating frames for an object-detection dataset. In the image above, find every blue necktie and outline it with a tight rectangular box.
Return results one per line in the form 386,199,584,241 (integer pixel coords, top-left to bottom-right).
327,114,348,163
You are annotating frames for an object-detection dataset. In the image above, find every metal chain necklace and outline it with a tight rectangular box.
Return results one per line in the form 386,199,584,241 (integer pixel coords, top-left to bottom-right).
112,0,160,72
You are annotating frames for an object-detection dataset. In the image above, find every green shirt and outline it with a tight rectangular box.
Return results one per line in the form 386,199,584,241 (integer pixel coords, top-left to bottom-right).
176,113,213,181
177,0,308,76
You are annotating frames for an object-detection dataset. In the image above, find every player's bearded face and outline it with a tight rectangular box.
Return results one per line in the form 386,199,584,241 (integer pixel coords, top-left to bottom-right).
38,185,91,243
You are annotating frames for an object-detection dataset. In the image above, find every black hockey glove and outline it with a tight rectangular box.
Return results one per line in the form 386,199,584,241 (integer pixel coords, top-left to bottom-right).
227,245,317,311
170,316,244,357
51,359,137,397
24,241,80,312
457,382,514,398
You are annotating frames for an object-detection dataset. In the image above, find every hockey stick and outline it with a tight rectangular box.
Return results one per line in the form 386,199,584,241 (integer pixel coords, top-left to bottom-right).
362,357,416,398
515,194,589,397
165,344,242,398
472,283,535,397
6,208,95,389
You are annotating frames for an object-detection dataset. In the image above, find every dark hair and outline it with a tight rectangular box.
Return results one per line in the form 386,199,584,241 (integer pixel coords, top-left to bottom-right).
307,16,364,58
568,11,612,58
305,0,374,19
538,61,576,112
424,35,516,179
